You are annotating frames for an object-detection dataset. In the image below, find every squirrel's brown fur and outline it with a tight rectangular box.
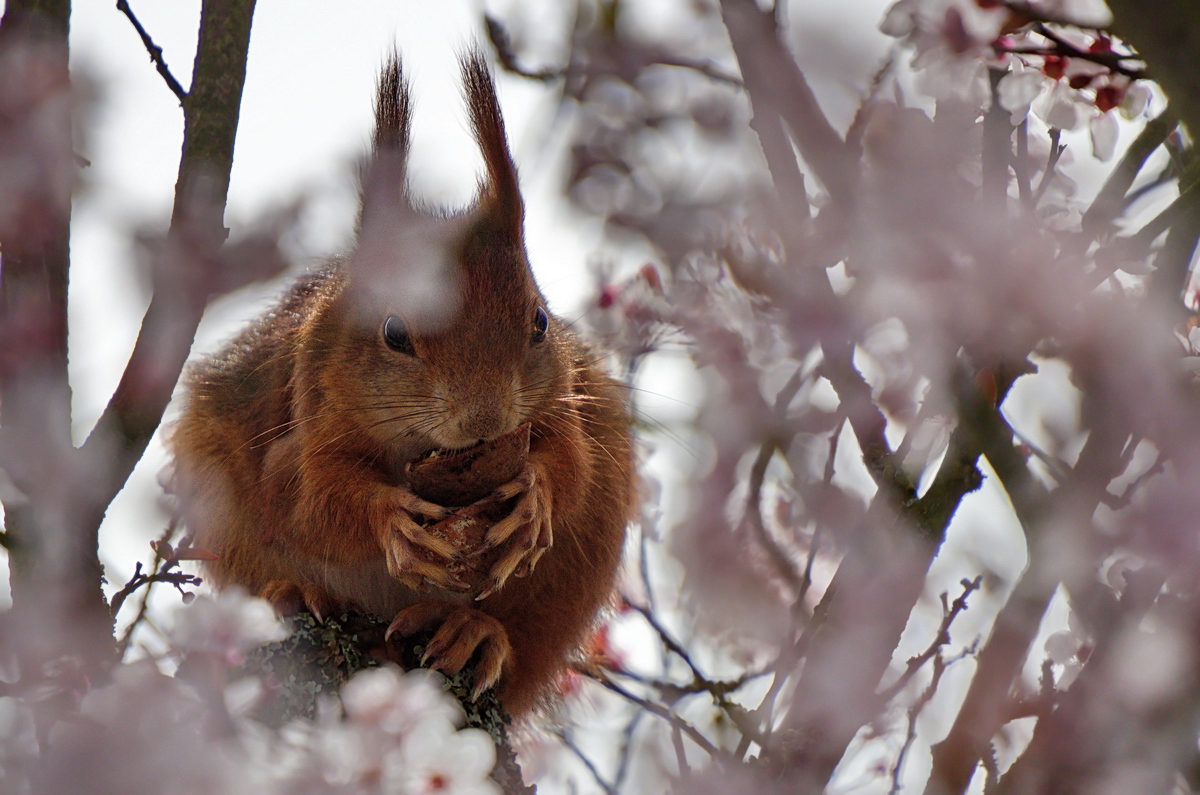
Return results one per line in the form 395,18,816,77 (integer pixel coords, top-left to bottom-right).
169,52,635,716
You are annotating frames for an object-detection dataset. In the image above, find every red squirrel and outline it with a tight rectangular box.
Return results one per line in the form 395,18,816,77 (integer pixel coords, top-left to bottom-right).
168,53,635,716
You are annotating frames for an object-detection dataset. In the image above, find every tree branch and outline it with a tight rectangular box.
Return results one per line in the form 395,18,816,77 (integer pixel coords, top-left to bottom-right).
80,0,259,516
719,0,856,205
116,0,187,103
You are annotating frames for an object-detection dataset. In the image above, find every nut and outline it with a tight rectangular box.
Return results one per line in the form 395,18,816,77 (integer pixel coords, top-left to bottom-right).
404,424,531,592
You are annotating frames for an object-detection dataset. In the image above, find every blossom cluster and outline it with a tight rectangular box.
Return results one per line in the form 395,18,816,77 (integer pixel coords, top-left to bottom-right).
0,592,499,795
881,0,1153,160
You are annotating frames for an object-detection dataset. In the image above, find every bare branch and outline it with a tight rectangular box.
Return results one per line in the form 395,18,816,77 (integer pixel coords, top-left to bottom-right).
79,0,261,517
116,0,187,103
719,0,856,204
878,576,984,706
584,669,724,760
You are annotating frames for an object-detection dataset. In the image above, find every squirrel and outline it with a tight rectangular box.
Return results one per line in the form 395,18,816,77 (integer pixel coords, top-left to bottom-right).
168,52,636,717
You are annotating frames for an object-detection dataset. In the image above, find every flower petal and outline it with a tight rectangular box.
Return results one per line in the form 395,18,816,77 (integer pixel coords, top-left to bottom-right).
1090,111,1119,162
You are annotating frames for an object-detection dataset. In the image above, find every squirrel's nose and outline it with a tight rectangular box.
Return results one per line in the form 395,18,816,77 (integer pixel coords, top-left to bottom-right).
458,405,506,443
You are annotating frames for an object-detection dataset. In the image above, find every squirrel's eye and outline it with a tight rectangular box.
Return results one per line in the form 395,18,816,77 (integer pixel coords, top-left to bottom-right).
532,306,549,344
382,315,415,355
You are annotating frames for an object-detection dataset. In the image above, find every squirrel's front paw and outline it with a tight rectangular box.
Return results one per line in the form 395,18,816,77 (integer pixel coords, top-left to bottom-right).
372,488,467,592
474,462,553,600
386,601,511,700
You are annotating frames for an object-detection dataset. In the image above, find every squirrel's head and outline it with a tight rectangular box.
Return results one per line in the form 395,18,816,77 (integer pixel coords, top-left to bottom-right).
314,52,572,452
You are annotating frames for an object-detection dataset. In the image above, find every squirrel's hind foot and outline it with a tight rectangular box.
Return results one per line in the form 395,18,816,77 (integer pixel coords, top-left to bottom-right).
261,580,340,623
386,601,511,701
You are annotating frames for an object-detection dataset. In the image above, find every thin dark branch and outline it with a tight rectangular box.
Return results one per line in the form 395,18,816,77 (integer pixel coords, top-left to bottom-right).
585,669,723,760
1003,45,1146,80
1015,119,1032,208
891,645,978,795
671,724,690,776
1033,23,1147,79
1033,128,1066,204
613,711,643,792
878,576,984,705
116,0,188,103
625,600,694,673
485,14,742,87
560,731,617,795
741,366,808,590
719,0,855,204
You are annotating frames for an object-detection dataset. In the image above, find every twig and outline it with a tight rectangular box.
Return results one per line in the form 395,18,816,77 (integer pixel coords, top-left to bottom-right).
1015,119,1032,208
670,724,690,776
584,669,723,760
1033,23,1147,80
110,522,206,629
624,600,695,675
890,643,978,795
604,661,761,706
560,731,617,795
741,366,808,590
1033,128,1066,204
116,0,188,103
485,14,743,87
637,519,658,616
878,576,983,705
613,711,644,792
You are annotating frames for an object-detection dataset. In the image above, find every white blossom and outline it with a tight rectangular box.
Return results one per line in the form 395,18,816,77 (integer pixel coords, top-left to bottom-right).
1089,111,1120,161
1119,81,1153,120
1033,80,1087,131
998,65,1049,125
171,588,289,666
341,666,462,737
383,723,500,795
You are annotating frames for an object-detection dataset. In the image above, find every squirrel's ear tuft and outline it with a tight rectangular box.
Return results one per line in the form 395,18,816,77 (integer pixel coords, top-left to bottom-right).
461,49,523,231
374,52,413,161
357,52,414,240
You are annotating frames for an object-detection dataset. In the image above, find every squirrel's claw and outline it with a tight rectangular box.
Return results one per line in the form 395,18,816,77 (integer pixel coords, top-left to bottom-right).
387,601,511,698
382,540,469,592
261,580,339,623
374,487,472,592
476,466,553,599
